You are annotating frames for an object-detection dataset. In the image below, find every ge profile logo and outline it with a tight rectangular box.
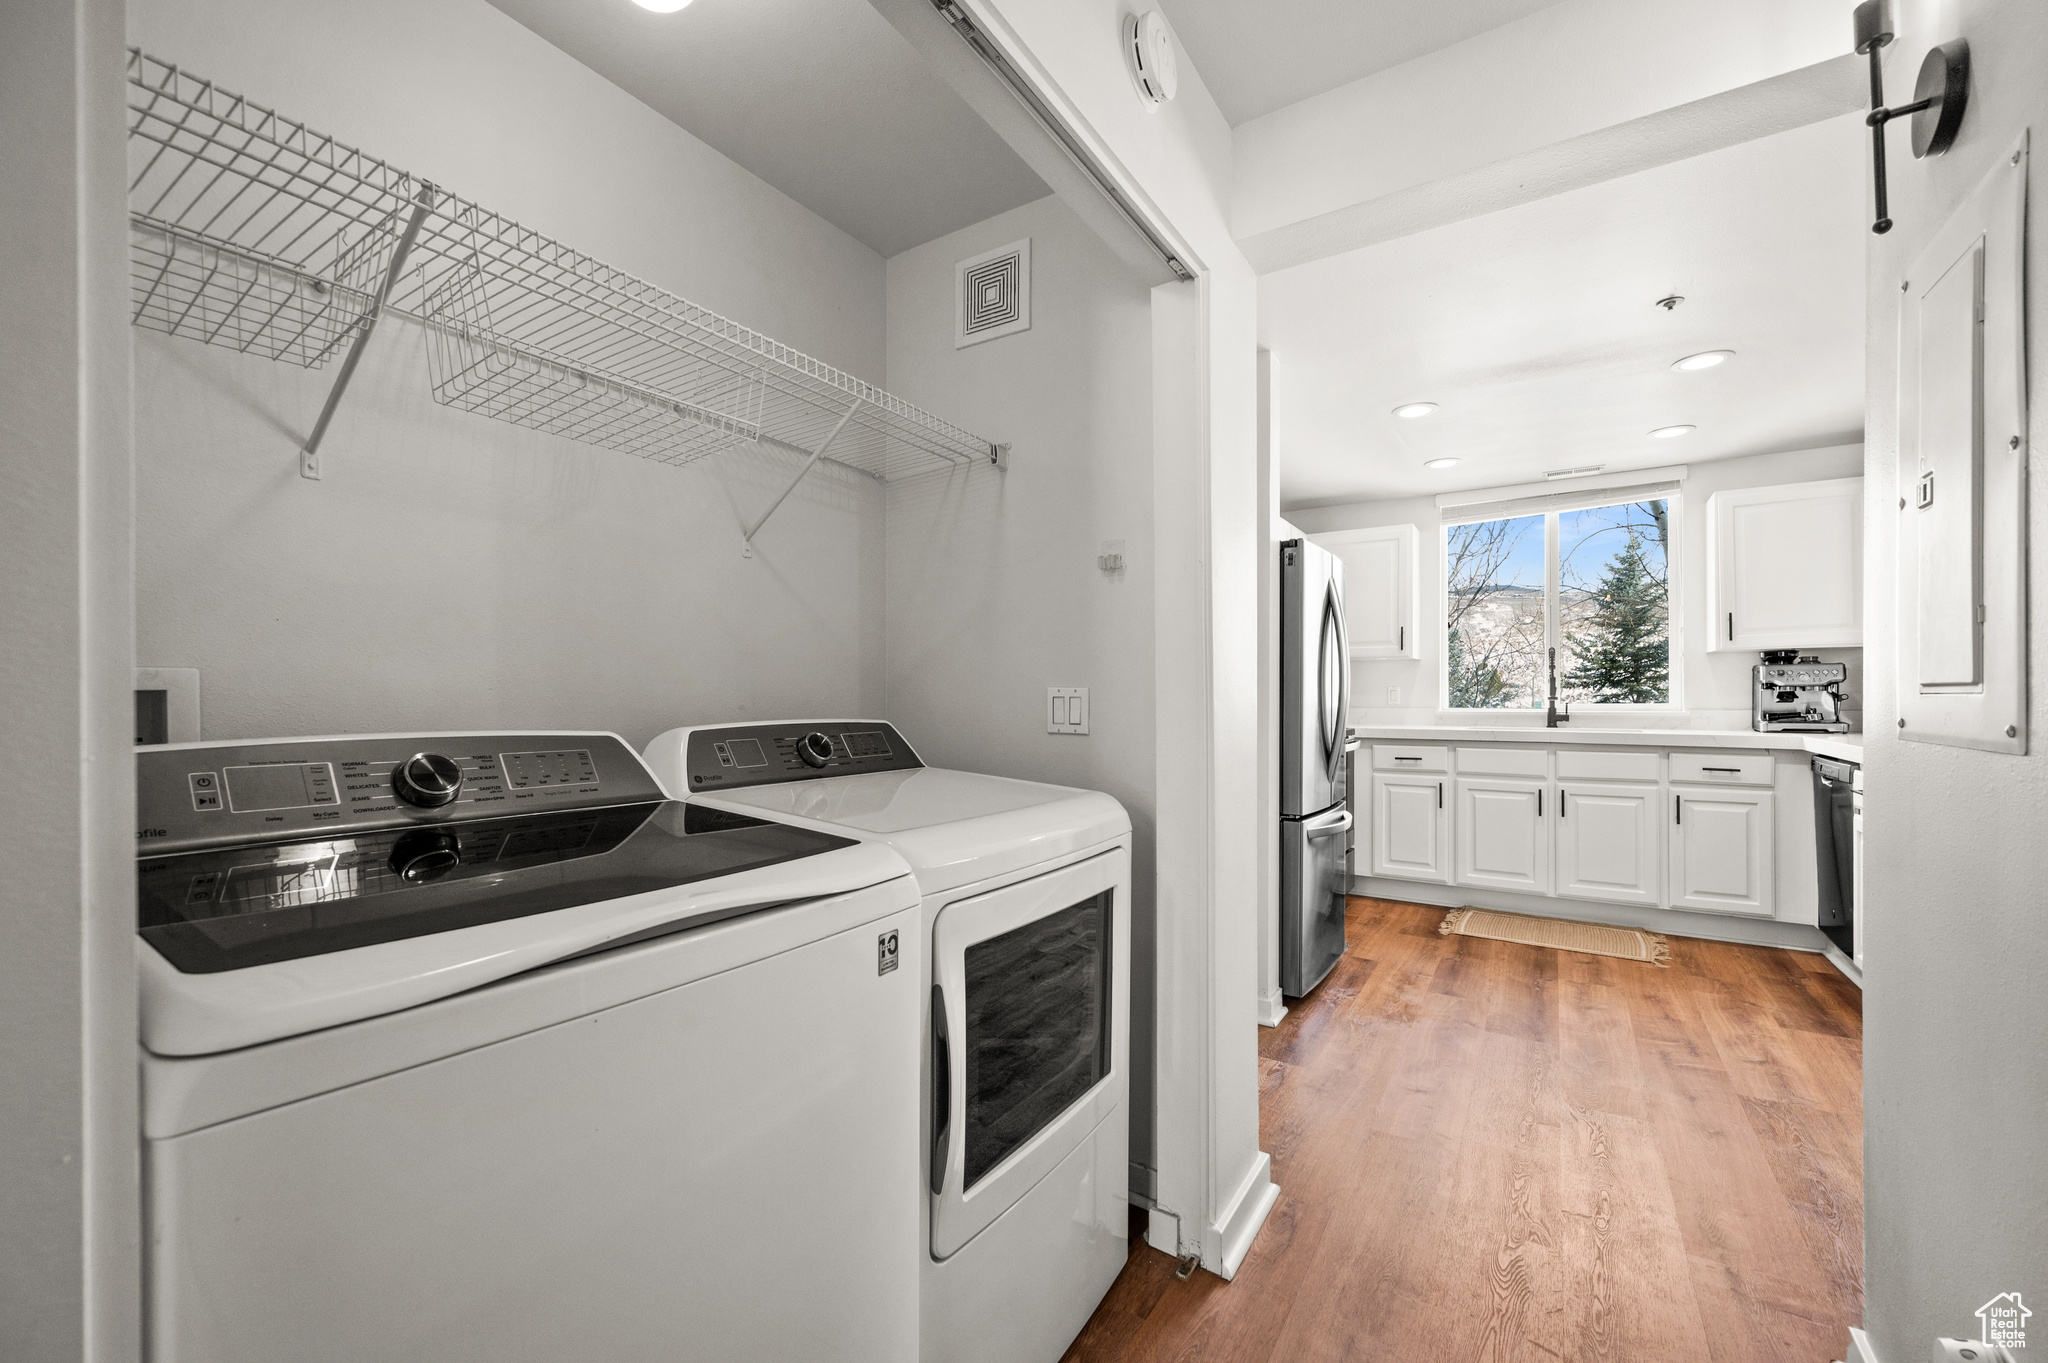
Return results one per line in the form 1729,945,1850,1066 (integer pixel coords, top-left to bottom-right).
876,929,899,977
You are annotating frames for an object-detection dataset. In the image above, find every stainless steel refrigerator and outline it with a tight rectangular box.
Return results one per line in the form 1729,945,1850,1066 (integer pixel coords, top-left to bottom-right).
1281,537,1352,997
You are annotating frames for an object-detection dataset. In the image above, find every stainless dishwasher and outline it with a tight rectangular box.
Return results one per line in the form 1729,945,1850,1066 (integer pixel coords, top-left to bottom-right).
1812,756,1858,961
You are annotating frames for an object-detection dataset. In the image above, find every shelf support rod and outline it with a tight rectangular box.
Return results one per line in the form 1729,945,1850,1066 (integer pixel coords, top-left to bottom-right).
300,182,438,479
741,394,863,554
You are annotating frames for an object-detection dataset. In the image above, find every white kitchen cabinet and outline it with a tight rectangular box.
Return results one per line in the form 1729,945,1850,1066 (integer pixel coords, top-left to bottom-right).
1668,787,1775,916
1371,772,1449,883
1453,778,1549,894
1555,782,1662,908
1313,525,1418,660
1707,478,1863,651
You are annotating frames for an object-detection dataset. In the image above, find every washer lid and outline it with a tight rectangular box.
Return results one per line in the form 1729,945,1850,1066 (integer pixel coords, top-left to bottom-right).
701,768,1130,896
138,801,852,975
139,818,913,1058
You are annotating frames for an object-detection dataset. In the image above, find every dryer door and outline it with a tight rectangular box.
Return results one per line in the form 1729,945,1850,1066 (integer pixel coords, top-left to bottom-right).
929,848,1129,1260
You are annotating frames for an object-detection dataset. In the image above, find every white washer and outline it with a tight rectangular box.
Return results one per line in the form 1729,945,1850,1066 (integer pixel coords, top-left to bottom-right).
137,732,922,1363
642,720,1132,1363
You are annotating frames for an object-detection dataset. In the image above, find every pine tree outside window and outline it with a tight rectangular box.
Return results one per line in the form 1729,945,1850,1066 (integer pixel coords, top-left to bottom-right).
1443,492,1678,711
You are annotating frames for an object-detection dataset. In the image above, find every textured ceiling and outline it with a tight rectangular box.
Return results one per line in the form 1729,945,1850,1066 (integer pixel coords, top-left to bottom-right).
484,0,1048,257
1157,0,1563,125
1264,114,1867,509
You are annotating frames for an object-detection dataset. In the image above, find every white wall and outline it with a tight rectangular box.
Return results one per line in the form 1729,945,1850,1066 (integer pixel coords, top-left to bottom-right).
1287,443,1865,728
128,0,892,747
882,191,1157,1176
953,0,1274,1277
0,3,138,1358
1860,3,2048,1359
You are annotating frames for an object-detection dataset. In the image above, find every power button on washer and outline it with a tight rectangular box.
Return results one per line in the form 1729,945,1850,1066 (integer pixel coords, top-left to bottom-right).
189,772,222,811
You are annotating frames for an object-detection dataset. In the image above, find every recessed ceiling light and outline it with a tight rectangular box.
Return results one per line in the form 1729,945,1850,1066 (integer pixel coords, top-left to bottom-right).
1545,465,1605,480
1392,402,1438,419
1673,350,1735,371
1424,457,1460,469
632,0,693,11
1650,424,1697,439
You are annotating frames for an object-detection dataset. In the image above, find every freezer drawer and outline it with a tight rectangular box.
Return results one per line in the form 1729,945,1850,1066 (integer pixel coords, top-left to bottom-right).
1281,805,1351,997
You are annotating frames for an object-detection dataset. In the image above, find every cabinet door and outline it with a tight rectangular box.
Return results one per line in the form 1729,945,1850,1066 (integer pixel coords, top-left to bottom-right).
1668,787,1775,916
1708,478,1864,651
1454,778,1549,894
1313,525,1417,659
1556,782,1661,907
1371,773,1448,883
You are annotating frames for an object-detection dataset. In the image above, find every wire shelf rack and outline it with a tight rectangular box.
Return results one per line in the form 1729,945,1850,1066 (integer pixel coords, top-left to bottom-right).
125,49,1000,481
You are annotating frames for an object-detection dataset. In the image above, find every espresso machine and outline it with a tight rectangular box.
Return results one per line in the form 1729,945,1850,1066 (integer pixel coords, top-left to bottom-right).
1752,650,1850,733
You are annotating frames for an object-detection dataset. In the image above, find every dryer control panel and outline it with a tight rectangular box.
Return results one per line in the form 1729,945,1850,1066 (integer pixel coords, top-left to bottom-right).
681,721,922,792
137,733,665,855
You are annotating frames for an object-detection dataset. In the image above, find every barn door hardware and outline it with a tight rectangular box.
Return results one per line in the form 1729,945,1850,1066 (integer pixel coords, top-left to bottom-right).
1852,1,1970,235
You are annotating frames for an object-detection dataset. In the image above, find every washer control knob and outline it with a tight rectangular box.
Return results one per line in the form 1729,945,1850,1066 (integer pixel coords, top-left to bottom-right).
389,829,462,884
393,752,464,808
796,732,834,768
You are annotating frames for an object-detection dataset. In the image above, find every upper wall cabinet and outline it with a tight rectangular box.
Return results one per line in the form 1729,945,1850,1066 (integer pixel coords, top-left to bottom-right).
1312,525,1418,660
1707,478,1864,652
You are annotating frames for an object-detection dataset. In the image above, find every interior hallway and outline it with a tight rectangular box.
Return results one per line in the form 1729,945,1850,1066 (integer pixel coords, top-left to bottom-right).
1066,897,1863,1362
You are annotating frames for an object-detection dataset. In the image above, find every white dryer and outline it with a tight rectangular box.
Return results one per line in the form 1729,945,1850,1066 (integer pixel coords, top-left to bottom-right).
642,721,1132,1363
136,732,922,1363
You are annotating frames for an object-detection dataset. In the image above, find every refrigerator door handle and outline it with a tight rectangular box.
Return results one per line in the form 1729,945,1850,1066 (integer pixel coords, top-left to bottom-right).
1305,810,1352,841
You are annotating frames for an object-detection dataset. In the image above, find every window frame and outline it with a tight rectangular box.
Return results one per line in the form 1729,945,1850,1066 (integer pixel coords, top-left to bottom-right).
1438,492,1684,715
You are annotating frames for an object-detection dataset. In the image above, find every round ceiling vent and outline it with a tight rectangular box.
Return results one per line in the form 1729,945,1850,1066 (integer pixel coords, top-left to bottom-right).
1124,11,1178,106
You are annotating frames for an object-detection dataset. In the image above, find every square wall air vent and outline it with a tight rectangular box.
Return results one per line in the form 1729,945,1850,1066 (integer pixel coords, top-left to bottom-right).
955,238,1031,348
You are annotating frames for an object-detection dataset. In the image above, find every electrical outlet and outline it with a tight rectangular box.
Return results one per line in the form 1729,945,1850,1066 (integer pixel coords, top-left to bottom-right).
1386,687,1401,706
1047,687,1090,734
1097,539,1126,574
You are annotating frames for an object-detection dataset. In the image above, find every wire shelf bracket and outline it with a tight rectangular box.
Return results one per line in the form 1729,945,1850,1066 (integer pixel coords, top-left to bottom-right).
123,48,1005,504
300,184,437,479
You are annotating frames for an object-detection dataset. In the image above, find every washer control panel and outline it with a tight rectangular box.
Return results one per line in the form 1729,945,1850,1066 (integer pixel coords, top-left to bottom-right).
137,733,664,855
683,721,922,792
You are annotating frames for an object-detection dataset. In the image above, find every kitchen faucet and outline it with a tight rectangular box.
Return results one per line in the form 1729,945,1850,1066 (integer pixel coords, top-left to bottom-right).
1546,647,1570,728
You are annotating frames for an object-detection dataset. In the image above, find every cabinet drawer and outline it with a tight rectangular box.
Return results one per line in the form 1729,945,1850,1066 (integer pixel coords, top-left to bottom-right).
1373,744,1448,773
1669,752,1775,786
1555,749,1660,782
1454,746,1548,778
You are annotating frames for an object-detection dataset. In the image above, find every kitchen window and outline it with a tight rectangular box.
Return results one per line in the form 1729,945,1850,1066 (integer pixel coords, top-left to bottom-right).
1442,486,1679,711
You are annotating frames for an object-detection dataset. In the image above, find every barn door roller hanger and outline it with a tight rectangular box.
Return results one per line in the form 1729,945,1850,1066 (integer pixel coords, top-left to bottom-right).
1853,0,1970,235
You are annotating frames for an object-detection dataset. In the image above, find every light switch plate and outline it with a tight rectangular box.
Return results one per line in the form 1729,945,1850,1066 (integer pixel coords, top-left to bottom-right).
1047,687,1089,735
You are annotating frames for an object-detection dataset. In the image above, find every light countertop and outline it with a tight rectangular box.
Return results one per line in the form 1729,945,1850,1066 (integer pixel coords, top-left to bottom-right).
1350,725,1863,765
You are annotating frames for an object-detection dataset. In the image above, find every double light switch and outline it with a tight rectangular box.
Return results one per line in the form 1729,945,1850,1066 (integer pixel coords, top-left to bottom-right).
1047,687,1090,735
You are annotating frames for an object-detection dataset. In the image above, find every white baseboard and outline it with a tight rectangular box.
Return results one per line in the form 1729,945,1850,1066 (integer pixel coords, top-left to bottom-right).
1211,1151,1278,1281
1257,987,1288,1028
1353,876,1835,954
1822,941,1863,987
1849,1325,1879,1363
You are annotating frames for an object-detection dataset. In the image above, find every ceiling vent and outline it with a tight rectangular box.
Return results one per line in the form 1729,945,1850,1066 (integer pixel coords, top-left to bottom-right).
955,238,1031,349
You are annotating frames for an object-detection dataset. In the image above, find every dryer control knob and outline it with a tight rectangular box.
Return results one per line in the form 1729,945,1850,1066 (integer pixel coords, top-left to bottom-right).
796,732,834,768
393,752,464,808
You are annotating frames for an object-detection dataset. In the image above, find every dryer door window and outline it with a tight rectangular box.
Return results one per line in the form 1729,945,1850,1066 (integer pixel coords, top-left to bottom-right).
930,848,1129,1261
962,891,1111,1189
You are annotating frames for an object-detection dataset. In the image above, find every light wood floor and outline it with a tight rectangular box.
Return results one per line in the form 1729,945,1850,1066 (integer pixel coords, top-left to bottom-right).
1065,896,1863,1363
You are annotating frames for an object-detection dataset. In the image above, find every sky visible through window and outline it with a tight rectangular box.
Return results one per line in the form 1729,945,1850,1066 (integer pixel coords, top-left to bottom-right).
1446,499,1671,709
